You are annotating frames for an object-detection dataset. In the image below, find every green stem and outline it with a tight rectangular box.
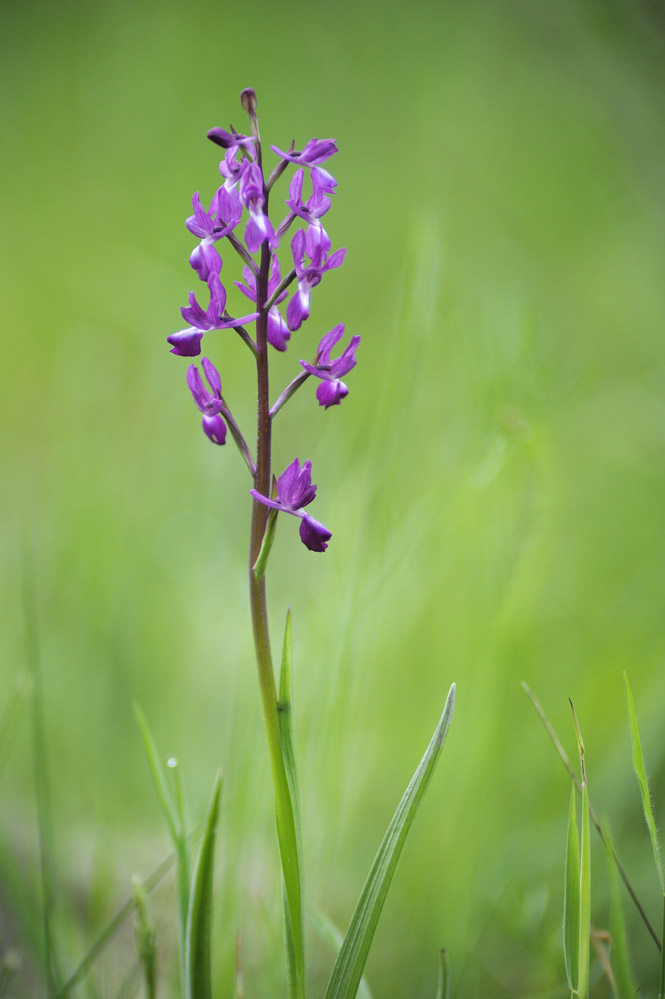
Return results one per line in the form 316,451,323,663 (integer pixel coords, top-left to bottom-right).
658,895,665,999
247,176,305,997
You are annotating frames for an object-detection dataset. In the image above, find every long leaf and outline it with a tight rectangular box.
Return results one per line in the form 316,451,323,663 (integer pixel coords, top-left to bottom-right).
277,610,305,999
22,540,62,995
605,831,636,999
134,705,190,986
578,780,591,999
522,682,661,951
185,771,223,999
624,673,664,893
563,785,580,995
323,683,456,999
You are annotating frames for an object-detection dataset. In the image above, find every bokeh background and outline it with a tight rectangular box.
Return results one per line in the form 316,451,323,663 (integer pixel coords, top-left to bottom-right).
2,0,665,995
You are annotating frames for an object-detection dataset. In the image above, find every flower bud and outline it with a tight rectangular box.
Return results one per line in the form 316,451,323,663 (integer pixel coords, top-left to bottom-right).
240,88,257,114
207,127,235,148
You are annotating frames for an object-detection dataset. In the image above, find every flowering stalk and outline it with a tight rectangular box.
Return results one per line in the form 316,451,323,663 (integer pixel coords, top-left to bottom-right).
168,87,359,997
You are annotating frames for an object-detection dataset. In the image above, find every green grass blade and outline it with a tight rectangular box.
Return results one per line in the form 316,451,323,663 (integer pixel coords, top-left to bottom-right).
277,609,305,999
185,771,223,999
22,540,62,996
578,781,591,999
624,673,665,894
523,682,661,951
323,683,456,999
309,909,373,999
605,831,636,999
435,948,450,999
563,785,580,994
132,876,157,999
133,706,190,986
134,705,179,845
57,852,176,997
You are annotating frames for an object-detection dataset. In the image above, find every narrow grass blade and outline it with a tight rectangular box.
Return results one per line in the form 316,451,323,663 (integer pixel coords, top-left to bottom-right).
435,948,449,999
323,683,456,999
0,675,27,779
57,852,176,997
133,706,190,986
570,701,591,999
132,876,157,999
277,610,305,999
522,682,661,951
133,705,179,845
579,780,591,999
252,508,278,579
185,771,223,999
22,540,62,995
310,909,373,999
605,832,636,999
624,673,664,894
563,785,580,995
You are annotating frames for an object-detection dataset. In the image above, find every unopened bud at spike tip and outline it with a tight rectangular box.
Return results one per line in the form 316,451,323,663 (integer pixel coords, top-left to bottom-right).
207,127,235,148
240,88,257,114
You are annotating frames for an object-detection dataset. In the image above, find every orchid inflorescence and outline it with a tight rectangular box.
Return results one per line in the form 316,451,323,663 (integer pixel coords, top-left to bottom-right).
167,88,360,554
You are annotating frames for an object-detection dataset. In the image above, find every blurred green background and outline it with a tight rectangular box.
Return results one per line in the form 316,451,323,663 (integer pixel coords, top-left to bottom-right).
2,0,665,994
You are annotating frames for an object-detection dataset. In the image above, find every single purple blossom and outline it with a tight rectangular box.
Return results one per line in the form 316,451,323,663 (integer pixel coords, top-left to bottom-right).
250,458,332,552
219,148,250,190
286,169,331,229
239,163,278,253
235,255,290,351
300,324,361,408
286,227,346,331
187,357,227,445
271,137,338,193
186,188,242,280
167,271,259,355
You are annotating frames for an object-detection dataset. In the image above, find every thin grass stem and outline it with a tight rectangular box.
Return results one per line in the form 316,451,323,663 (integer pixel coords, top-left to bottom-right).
522,682,661,950
57,852,176,997
22,539,62,997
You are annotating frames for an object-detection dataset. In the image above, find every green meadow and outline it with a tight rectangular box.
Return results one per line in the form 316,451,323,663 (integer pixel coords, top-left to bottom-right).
2,0,665,994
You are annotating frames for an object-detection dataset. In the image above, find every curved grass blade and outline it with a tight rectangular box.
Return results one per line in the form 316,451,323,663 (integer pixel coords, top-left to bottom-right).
185,771,223,999
277,609,305,999
323,683,456,999
624,673,664,893
563,785,580,996
435,948,450,999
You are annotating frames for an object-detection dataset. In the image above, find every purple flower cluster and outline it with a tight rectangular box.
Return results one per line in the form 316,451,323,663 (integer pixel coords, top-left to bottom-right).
168,91,361,553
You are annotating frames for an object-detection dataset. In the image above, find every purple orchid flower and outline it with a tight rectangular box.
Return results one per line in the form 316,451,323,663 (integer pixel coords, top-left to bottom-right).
300,324,361,408
239,163,278,253
250,458,332,552
167,271,259,356
187,357,227,445
186,188,242,280
235,255,290,351
286,169,331,230
286,227,346,332
271,137,338,194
